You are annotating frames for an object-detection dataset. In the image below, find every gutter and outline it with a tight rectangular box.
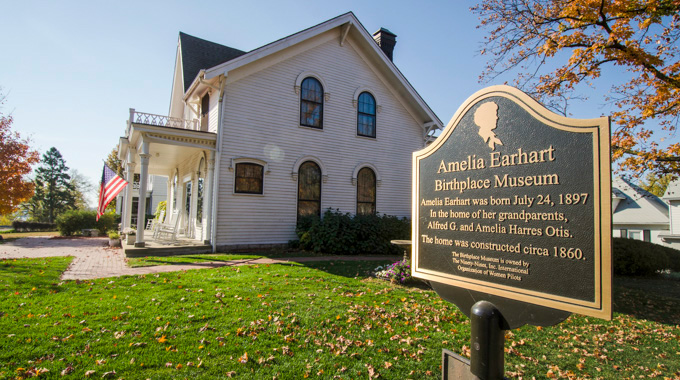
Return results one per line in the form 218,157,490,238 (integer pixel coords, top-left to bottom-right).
211,74,227,252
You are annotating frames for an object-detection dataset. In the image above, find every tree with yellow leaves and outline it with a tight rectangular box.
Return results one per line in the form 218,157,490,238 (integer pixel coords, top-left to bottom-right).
473,0,680,176
0,91,39,215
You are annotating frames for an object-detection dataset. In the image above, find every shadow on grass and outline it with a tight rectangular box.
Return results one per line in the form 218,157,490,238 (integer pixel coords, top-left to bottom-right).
133,257,262,267
298,259,394,279
1,236,107,249
613,274,680,325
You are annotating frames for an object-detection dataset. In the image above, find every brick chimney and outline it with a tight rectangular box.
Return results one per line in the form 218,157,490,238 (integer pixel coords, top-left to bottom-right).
373,28,397,61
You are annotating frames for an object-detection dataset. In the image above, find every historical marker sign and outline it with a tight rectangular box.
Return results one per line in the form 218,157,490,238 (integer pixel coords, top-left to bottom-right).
412,86,612,320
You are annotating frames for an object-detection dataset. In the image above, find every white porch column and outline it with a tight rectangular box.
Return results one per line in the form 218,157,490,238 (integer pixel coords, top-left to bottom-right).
135,141,150,247
204,151,215,244
123,149,136,230
188,172,197,239
166,170,173,220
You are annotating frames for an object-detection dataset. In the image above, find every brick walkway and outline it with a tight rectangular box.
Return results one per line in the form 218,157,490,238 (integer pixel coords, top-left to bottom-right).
0,237,398,280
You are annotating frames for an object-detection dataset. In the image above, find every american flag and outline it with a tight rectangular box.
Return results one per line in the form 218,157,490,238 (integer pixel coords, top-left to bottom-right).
97,164,128,221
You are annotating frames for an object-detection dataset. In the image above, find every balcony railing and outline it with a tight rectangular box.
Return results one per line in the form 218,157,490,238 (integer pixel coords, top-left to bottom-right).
132,179,153,192
129,109,199,131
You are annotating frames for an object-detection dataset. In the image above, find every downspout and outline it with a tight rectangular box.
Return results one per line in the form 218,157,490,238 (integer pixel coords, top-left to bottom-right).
211,75,227,253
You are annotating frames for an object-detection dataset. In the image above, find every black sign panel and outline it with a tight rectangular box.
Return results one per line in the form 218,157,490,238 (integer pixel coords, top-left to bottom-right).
412,86,612,319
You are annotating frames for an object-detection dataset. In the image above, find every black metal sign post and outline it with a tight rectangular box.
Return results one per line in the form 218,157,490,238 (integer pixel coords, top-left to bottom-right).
412,86,612,379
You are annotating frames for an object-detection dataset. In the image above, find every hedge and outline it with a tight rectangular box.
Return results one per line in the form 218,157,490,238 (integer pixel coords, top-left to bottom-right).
11,221,56,232
612,238,678,276
55,210,119,236
294,209,410,255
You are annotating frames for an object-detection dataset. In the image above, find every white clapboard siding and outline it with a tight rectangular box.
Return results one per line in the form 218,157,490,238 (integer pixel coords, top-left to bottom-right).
214,35,426,247
671,201,680,234
208,91,220,133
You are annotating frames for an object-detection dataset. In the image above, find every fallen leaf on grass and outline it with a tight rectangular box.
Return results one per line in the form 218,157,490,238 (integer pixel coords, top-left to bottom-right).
238,352,248,364
61,365,74,375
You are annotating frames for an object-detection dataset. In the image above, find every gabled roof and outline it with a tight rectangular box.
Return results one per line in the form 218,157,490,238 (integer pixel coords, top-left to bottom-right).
612,177,668,225
178,32,246,92
201,12,442,129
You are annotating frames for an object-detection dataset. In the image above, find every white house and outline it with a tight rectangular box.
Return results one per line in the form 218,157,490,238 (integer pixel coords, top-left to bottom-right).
660,179,680,249
117,12,442,249
612,177,669,245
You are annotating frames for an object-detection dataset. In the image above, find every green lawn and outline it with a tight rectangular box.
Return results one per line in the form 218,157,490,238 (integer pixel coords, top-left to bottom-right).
0,231,60,242
1,257,678,379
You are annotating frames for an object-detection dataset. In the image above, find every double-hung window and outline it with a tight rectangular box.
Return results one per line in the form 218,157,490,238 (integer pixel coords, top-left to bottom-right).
235,163,264,194
356,167,376,215
300,77,323,128
297,161,321,217
357,92,376,137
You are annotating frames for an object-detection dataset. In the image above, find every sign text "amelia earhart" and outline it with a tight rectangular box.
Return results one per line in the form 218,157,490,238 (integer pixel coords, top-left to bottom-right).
434,146,558,194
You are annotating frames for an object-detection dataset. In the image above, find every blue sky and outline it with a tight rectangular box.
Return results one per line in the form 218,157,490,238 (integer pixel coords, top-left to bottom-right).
1,0,622,206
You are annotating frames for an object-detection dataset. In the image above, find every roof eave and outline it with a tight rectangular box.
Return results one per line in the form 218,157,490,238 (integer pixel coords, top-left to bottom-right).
203,12,442,128
183,69,206,102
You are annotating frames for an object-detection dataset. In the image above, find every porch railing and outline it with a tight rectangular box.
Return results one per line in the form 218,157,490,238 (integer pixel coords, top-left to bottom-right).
129,109,199,131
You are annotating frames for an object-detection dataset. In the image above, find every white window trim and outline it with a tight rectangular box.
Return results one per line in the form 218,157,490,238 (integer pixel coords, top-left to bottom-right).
352,163,381,186
626,229,643,240
292,155,327,183
230,157,269,196
352,87,380,112
295,71,331,100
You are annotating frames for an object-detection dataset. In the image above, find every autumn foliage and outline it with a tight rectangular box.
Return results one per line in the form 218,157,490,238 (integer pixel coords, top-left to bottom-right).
473,0,680,176
0,95,39,214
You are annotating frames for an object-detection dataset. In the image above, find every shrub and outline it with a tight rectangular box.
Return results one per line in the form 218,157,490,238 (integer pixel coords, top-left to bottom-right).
660,244,680,272
11,221,56,232
612,238,672,276
295,209,410,255
96,213,118,234
55,210,119,236
374,259,413,284
56,210,94,236
108,230,120,239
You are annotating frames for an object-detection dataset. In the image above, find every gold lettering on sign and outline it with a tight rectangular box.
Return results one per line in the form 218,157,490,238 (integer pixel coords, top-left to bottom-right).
489,146,555,167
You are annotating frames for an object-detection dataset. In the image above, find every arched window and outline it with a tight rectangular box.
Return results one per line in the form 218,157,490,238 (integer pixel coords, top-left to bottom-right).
300,77,323,128
196,158,205,223
235,163,264,194
357,92,376,137
357,167,376,215
298,161,321,217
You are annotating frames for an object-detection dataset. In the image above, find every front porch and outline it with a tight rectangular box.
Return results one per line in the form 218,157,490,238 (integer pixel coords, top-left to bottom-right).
118,109,218,250
123,233,212,257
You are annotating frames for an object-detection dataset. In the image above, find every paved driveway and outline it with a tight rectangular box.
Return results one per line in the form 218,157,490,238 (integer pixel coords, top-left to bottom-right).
0,237,398,280
1,237,131,280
